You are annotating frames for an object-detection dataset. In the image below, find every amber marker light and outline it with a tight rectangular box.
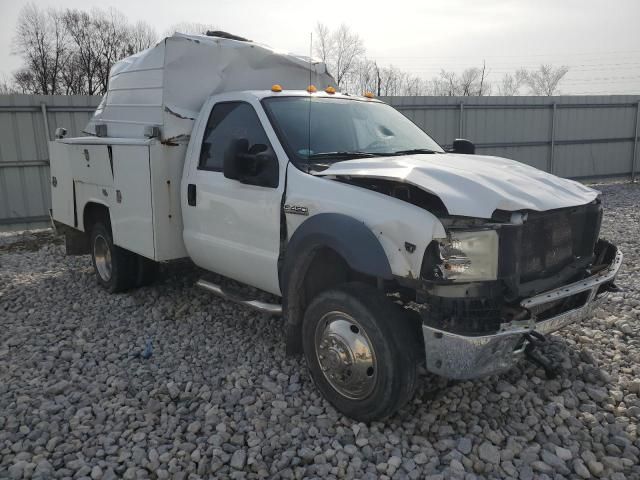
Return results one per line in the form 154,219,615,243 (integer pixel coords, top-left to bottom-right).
307,85,317,93
325,86,336,94
271,84,283,92
364,91,374,98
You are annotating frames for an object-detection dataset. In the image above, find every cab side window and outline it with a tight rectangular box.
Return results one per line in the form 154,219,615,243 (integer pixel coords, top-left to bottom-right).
199,102,272,172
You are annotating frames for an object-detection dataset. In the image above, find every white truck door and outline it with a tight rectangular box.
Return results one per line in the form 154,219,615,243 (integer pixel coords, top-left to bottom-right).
182,100,284,296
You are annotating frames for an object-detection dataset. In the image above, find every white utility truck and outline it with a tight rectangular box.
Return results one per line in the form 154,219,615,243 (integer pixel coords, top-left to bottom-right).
50,32,622,421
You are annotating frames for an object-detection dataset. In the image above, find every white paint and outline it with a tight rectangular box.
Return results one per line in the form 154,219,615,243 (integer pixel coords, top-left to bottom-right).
51,138,189,261
317,153,599,218
181,92,290,295
49,141,75,227
110,145,155,259
149,143,189,261
285,164,447,280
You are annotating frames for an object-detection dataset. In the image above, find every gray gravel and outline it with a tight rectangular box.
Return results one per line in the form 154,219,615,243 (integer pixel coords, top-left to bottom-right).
1,182,639,479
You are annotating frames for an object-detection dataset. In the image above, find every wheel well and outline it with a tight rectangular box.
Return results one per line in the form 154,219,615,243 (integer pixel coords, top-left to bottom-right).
283,245,380,355
83,203,110,234
303,247,349,303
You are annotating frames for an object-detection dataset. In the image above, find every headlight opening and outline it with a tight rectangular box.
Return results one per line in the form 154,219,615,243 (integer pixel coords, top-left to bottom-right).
423,229,499,282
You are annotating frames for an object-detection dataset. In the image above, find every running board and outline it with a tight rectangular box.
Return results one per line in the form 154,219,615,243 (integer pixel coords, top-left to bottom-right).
196,279,282,315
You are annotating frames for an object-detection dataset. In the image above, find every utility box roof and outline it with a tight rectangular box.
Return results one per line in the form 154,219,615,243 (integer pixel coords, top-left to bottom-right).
85,32,335,141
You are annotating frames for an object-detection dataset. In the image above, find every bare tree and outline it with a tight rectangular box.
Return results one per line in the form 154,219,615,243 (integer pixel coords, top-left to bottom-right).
0,74,18,94
403,75,422,96
438,65,491,96
438,70,460,96
63,9,102,94
12,4,69,94
61,7,157,94
352,61,431,97
314,23,364,89
12,69,38,93
379,65,400,96
59,52,85,94
497,69,527,96
459,68,480,96
351,58,377,95
48,10,68,94
314,22,333,64
127,21,158,54
521,64,569,96
333,24,365,88
165,22,218,36
477,60,490,95
93,8,132,92
10,4,159,95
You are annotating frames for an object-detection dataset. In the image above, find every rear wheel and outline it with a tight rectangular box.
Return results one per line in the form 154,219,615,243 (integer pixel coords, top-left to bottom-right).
90,221,137,293
302,282,420,422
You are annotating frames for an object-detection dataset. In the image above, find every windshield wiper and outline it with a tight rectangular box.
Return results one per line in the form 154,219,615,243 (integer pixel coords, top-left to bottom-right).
390,148,439,155
307,151,379,160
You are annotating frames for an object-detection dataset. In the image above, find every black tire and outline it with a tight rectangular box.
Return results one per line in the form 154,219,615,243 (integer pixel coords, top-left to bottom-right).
90,221,137,293
136,255,159,287
302,282,421,422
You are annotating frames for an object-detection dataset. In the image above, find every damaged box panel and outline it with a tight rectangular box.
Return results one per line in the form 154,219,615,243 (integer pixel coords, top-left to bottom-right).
85,33,335,141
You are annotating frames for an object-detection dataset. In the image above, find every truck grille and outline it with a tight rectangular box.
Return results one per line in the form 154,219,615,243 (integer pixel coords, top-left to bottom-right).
519,203,602,282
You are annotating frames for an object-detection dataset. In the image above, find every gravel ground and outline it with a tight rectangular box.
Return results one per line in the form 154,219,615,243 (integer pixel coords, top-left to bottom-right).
1,182,639,480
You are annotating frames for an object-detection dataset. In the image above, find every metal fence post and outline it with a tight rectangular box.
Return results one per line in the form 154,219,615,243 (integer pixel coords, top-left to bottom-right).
549,102,557,174
40,102,53,164
40,103,51,142
458,101,464,139
632,101,639,183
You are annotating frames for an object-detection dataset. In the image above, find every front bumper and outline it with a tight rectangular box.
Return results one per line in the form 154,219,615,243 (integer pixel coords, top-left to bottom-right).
422,244,623,380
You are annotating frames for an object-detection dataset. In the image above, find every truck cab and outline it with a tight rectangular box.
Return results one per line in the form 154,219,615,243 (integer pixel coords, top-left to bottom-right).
181,90,286,294
50,33,622,422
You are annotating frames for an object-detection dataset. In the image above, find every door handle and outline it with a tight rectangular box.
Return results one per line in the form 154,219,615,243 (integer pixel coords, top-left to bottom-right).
187,184,196,206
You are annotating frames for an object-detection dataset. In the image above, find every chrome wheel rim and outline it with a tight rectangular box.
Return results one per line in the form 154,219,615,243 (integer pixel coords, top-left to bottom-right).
93,234,112,281
314,311,377,400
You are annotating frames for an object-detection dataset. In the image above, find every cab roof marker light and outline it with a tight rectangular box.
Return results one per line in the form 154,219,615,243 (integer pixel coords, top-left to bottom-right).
325,86,336,94
271,84,283,92
307,85,317,93
364,91,374,98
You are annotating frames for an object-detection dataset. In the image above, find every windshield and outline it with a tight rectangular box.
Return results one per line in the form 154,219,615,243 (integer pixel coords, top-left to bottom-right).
262,96,444,168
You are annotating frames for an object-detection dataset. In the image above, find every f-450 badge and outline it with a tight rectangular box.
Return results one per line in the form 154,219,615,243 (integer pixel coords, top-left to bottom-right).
284,204,309,216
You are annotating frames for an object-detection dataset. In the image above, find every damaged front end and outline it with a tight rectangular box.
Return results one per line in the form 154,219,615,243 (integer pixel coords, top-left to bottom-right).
403,200,623,380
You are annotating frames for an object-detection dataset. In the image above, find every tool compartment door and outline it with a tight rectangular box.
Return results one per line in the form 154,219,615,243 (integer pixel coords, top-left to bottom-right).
49,141,75,227
111,145,155,259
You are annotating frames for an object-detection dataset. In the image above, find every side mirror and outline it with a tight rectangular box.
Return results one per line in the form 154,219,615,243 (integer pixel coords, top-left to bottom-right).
224,138,278,188
450,138,475,155
223,138,248,180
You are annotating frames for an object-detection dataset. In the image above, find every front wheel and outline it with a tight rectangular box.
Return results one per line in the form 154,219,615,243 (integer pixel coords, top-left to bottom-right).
302,282,421,422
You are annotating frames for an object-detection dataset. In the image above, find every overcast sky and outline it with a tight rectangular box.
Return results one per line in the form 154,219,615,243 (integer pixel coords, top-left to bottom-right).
1,0,639,95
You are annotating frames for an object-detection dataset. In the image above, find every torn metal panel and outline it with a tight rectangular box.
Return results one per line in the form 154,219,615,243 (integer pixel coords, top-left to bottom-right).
85,33,335,141
164,105,196,120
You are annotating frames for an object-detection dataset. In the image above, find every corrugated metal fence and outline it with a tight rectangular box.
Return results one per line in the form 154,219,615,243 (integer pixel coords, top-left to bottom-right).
0,94,639,230
0,95,100,230
382,95,640,179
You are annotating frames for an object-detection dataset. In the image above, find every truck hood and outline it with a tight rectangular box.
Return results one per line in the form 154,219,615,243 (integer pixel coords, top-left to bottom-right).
316,153,598,218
